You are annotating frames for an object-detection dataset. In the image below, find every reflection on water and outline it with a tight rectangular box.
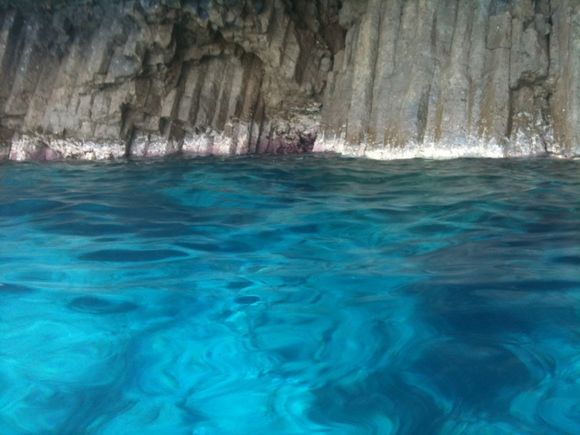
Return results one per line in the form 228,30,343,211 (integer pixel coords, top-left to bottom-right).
0,156,579,434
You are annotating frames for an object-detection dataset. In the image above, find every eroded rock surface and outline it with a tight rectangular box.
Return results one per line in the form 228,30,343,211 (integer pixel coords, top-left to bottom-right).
0,0,343,160
0,0,578,160
317,0,580,159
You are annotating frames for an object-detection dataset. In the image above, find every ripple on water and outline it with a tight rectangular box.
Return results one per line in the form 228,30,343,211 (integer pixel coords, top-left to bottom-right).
0,282,36,295
0,156,579,433
79,249,189,262
68,296,139,315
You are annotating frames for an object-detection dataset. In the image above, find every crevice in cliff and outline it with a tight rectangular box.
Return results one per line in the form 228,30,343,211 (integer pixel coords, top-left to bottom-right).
506,13,514,143
541,1,554,154
366,0,386,140
417,3,442,145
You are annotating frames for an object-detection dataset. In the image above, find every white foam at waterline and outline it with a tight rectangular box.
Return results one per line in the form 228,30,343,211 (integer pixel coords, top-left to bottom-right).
313,134,552,160
9,136,126,161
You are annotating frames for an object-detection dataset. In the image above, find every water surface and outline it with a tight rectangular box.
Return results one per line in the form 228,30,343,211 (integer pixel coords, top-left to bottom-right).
1,156,580,434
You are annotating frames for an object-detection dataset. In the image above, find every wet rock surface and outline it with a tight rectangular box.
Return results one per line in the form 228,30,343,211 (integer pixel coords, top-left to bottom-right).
0,0,578,160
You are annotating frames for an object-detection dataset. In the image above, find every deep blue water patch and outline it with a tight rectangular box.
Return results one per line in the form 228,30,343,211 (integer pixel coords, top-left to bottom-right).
0,156,580,434
234,295,261,305
68,296,139,315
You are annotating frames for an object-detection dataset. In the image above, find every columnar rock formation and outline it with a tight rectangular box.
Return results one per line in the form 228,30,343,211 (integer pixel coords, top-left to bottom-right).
317,0,580,158
0,0,343,160
0,0,578,160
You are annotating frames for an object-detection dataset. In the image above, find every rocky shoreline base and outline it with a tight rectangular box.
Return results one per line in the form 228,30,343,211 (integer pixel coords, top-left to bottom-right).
3,132,577,162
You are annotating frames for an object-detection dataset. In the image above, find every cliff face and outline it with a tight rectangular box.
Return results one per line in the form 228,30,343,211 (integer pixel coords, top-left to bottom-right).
0,0,578,161
317,0,580,159
0,0,344,160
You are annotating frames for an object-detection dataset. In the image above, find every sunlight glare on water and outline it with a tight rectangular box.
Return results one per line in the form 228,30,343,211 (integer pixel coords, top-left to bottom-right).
1,156,580,434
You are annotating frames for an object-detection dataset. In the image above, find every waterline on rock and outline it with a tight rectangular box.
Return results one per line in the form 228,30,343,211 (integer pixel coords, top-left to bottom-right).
6,132,570,162
312,134,558,160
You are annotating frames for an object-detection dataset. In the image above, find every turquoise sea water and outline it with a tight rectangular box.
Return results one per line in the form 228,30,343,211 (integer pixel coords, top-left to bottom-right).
1,156,579,434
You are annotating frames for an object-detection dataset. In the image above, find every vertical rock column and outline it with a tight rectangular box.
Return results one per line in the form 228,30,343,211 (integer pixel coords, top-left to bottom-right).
549,0,580,156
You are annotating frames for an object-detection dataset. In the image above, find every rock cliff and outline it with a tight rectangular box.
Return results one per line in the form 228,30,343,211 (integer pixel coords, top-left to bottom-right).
0,0,578,161
317,0,580,159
